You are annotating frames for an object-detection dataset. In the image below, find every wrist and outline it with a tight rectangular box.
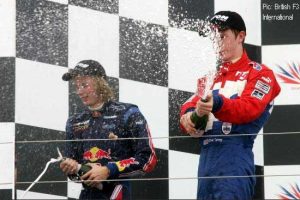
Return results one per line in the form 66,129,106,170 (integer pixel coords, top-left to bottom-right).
212,94,223,113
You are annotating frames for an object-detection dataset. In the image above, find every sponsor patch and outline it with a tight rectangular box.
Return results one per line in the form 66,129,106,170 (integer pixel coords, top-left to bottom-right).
102,123,116,129
103,115,117,119
110,104,126,111
116,158,139,172
73,120,90,132
235,71,249,81
255,80,270,94
211,14,229,22
203,138,223,145
76,63,89,68
253,63,262,71
222,122,232,134
251,89,265,100
83,147,111,162
261,76,271,83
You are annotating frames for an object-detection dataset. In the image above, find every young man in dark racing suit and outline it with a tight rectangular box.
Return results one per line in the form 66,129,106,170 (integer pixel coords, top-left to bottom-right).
180,11,281,199
60,60,157,200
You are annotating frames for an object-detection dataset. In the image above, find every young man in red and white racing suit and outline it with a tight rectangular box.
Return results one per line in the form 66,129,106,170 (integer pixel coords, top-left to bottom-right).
180,11,281,200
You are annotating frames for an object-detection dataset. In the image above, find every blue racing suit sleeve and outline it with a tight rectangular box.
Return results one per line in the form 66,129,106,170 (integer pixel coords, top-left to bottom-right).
65,117,82,162
107,107,157,178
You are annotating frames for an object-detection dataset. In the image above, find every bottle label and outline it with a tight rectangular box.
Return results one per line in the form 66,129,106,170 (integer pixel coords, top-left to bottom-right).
197,77,206,98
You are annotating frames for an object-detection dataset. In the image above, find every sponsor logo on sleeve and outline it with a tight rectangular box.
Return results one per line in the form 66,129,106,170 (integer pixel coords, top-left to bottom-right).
255,80,271,94
251,89,265,100
116,158,139,172
261,76,272,83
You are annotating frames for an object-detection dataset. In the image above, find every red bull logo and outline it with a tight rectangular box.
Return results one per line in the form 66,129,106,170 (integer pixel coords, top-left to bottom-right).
83,147,111,162
116,158,139,172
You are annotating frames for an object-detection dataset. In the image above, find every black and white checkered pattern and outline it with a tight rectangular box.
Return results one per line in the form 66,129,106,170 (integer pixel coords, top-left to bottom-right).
1,0,300,199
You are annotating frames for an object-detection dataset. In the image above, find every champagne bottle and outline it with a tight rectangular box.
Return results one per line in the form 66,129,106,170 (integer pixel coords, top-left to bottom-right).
68,164,103,190
190,99,208,130
190,112,208,130
77,164,92,176
68,164,91,182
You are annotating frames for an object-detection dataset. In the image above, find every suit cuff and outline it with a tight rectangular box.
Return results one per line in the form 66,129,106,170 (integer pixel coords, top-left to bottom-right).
106,162,119,178
212,94,223,113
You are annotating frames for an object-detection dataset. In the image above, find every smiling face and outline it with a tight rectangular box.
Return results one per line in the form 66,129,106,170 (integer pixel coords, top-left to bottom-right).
74,76,103,109
213,29,246,63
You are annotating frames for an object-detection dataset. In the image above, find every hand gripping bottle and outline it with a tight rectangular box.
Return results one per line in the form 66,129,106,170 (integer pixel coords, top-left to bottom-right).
77,164,92,177
190,100,208,131
68,164,103,190
190,77,209,131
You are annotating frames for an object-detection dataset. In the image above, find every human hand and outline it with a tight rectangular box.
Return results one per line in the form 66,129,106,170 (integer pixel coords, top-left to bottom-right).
180,112,197,135
80,163,110,188
60,158,78,175
195,94,213,116
180,112,206,137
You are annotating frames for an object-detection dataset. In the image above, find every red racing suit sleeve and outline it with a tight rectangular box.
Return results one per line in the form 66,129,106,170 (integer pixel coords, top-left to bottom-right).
106,107,157,178
180,76,208,132
179,94,200,132
212,66,281,124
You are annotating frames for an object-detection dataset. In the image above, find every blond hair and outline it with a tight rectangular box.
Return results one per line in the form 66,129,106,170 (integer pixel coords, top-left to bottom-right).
92,76,114,102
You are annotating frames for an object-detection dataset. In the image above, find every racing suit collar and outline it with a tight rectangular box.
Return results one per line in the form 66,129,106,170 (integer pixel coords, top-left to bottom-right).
88,100,113,118
220,50,250,74
88,102,104,111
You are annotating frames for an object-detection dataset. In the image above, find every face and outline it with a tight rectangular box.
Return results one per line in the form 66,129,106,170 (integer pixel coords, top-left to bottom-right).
213,29,245,62
73,76,103,108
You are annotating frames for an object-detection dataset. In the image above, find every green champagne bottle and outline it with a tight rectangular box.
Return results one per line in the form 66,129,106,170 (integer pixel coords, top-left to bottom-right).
190,99,208,130
190,112,208,130
68,164,92,182
68,164,103,190
77,164,92,177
